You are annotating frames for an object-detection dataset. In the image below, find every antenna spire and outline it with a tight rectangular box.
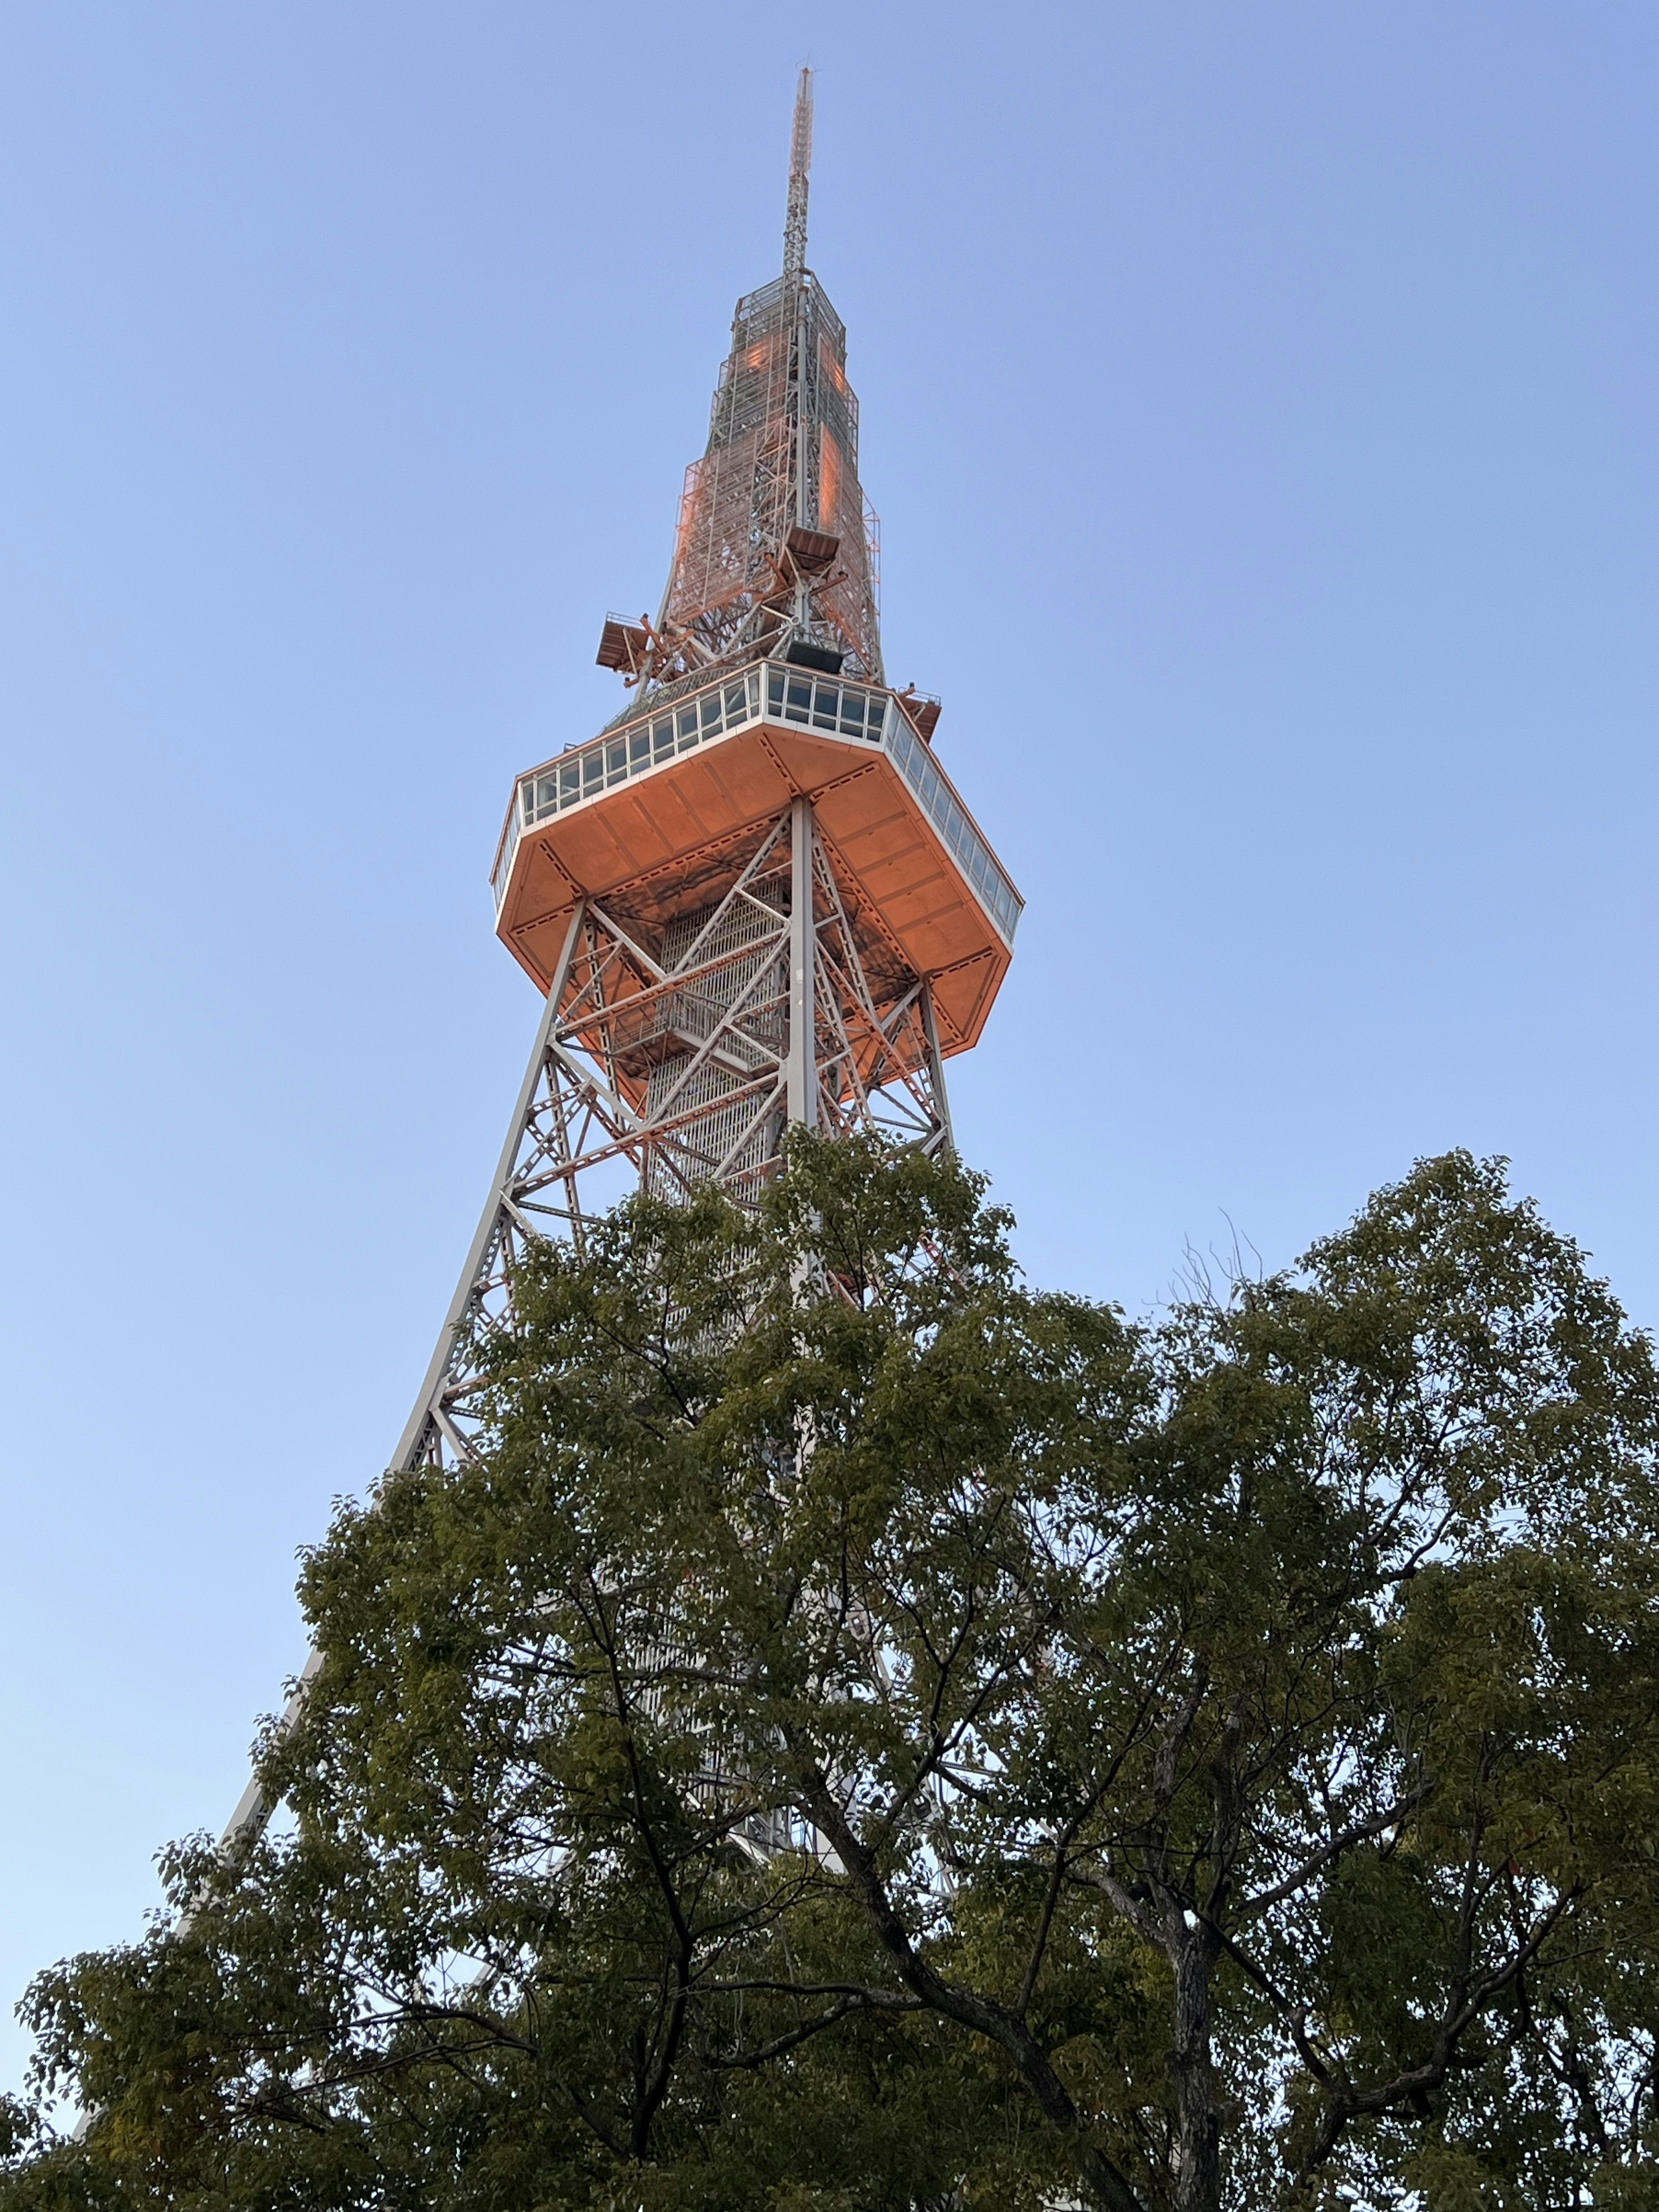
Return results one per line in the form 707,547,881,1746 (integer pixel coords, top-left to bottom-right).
783,66,813,282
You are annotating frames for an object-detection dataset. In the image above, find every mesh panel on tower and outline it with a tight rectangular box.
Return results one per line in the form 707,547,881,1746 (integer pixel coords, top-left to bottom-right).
663,275,882,682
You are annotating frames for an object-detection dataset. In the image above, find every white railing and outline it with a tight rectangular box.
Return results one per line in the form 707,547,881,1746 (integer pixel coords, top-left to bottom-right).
882,709,1020,944
493,661,1022,946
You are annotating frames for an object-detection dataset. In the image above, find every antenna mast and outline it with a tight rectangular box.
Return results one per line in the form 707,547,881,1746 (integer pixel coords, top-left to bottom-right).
783,66,813,282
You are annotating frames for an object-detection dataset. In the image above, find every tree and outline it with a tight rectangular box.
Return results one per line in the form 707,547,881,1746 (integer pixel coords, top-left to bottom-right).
6,1140,1659,2210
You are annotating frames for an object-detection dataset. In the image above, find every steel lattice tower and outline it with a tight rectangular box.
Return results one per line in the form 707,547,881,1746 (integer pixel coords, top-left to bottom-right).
219,70,1021,1848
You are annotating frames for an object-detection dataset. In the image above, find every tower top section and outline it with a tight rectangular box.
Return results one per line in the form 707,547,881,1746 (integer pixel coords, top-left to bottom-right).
494,70,1020,1228
595,72,882,699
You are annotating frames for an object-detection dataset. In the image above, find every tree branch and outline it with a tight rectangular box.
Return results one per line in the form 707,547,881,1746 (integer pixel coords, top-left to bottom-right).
1236,1783,1434,1923
786,1739,1149,2212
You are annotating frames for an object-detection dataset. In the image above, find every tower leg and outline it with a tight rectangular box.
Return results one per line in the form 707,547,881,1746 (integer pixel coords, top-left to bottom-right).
920,979,956,1157
786,795,817,1130
213,943,583,1853
391,912,580,1472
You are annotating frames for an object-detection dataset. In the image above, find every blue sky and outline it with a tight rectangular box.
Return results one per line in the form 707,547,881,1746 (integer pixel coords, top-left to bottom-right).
3,0,1657,2089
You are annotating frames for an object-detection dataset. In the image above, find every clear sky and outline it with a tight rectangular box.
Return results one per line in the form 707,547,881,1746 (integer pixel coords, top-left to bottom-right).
3,0,1657,2090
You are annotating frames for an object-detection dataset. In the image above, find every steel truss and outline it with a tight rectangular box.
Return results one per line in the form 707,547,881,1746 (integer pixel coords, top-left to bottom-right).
217,797,948,1845
642,72,884,691
392,795,951,1475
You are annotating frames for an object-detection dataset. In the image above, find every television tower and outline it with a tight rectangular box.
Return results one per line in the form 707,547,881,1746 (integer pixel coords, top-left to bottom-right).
219,70,1020,1846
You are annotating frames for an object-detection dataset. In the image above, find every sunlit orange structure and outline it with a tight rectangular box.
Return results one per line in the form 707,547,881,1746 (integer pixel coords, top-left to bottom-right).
478,68,1021,1249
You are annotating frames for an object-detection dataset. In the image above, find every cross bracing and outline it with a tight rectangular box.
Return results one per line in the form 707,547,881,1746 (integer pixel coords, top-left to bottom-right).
396,797,953,1477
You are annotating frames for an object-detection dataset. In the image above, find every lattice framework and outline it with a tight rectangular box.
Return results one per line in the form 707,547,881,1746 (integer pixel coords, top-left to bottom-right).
391,797,951,1477
614,69,883,691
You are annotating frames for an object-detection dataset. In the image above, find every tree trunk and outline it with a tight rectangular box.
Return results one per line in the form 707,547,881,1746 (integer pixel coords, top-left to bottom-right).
1167,1928,1222,2212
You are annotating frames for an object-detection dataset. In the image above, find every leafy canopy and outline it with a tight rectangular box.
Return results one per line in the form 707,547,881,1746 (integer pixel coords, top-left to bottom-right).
6,1139,1659,2212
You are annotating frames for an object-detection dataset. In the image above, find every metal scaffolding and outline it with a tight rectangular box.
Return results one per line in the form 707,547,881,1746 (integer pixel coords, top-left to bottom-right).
605,70,884,690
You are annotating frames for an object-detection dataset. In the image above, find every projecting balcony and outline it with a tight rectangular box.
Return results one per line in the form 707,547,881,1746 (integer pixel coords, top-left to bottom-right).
492,661,1022,947
492,657,1023,1062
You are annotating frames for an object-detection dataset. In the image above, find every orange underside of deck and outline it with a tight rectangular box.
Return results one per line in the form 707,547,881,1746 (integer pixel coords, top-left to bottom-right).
494,720,1012,1058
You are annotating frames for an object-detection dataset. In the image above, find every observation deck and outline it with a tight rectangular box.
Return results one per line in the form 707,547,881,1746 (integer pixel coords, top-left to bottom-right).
492,660,1021,1061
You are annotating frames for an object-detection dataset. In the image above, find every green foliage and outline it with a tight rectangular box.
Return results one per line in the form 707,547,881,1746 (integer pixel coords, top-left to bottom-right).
6,1139,1659,2211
